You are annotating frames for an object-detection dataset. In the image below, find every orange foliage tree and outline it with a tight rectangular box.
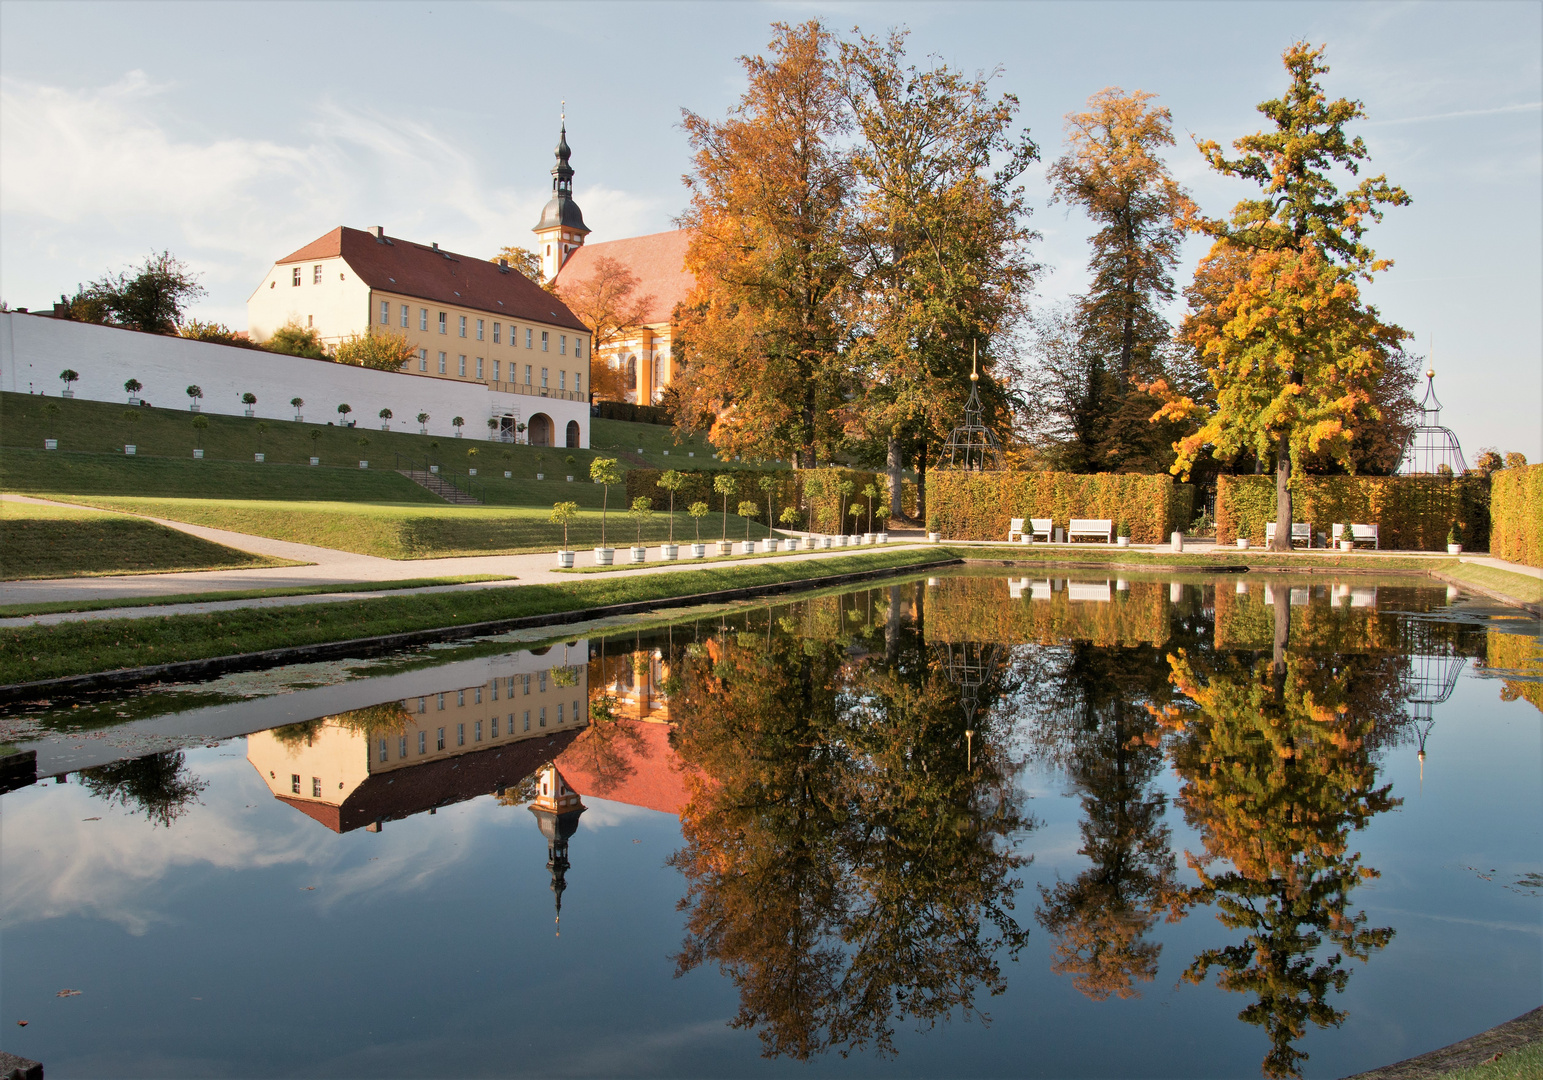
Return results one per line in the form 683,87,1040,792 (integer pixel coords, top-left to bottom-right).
554,254,656,402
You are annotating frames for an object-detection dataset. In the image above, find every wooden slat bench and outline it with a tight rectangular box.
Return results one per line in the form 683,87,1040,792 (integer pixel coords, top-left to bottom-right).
1067,518,1114,543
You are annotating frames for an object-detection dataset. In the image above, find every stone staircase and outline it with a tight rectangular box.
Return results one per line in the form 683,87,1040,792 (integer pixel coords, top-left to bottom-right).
399,470,482,505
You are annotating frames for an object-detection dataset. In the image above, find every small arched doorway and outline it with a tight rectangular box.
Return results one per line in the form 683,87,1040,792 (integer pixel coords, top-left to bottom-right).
528,413,553,447
566,420,580,448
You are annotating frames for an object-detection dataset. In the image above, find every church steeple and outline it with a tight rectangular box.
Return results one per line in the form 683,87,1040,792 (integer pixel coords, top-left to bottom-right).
528,762,585,935
533,104,590,283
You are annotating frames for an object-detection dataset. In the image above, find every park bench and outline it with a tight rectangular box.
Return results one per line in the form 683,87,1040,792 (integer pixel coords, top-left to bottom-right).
1332,523,1380,549
1265,522,1312,547
1007,518,1026,543
1067,518,1114,543
1007,518,1054,543
1029,518,1052,542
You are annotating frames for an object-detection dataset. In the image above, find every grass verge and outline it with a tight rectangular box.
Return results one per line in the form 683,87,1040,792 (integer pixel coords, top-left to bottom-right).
1,501,302,580
0,548,947,686
1431,1043,1542,1080
0,575,515,618
1439,562,1543,607
47,496,781,559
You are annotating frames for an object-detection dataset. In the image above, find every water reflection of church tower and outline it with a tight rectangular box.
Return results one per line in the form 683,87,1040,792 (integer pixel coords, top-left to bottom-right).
529,762,585,933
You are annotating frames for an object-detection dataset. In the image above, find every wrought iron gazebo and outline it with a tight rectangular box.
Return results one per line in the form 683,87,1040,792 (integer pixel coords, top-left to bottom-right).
1398,369,1467,476
942,344,1002,471
1399,618,1468,781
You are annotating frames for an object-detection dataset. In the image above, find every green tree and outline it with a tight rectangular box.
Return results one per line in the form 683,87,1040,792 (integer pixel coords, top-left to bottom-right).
549,501,580,551
713,473,738,541
590,457,622,546
628,495,655,546
334,329,416,371
489,245,545,285
659,469,688,543
265,320,326,359
1157,44,1410,550
191,413,209,450
79,750,207,828
688,500,711,542
69,251,206,333
737,499,760,541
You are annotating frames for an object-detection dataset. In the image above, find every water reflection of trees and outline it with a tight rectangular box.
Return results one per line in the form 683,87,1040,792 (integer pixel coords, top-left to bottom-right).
666,589,1035,1060
78,750,208,827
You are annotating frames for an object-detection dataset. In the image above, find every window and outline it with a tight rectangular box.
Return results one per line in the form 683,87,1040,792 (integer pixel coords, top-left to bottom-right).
539,707,547,728
526,328,533,349
575,372,582,392
523,674,531,694
490,680,498,702
507,677,516,696
541,331,549,352
559,371,566,391
313,777,322,797
437,727,446,750
418,731,426,754
573,699,581,721
541,368,549,388
523,711,531,731
557,703,564,724
457,690,465,707
493,322,501,344
418,696,426,713
474,720,483,742
560,334,567,355
438,312,447,334
400,304,409,328
459,316,467,338
418,349,428,372
438,352,447,374
577,339,585,359
291,774,301,794
313,264,322,284
420,308,428,331
524,364,532,385
307,315,313,328
538,670,548,692
292,267,301,286
457,723,465,746
379,739,388,762
493,360,501,382
476,357,484,379
491,716,499,737
380,301,389,325
459,355,467,377
474,686,482,705
437,692,445,710
476,319,484,341
399,735,407,758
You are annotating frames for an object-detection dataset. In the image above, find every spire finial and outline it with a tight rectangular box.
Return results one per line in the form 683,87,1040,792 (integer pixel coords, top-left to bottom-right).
970,339,979,382
561,99,566,126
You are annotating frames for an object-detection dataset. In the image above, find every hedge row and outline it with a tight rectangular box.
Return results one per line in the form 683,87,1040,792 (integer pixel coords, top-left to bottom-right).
592,401,672,426
926,471,1193,544
924,575,1171,647
1490,464,1542,567
1215,474,1491,551
625,467,886,534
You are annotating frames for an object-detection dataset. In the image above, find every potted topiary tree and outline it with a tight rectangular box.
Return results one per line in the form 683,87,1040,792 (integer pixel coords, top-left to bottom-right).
759,475,780,552
659,470,686,559
1235,517,1250,550
550,501,579,568
337,403,352,426
861,483,879,543
1340,519,1356,552
291,396,304,421
565,454,576,482
688,501,710,558
308,428,321,464
417,411,430,435
120,408,139,455
848,502,864,542
713,473,737,555
487,418,500,441
125,378,142,406
241,392,257,417
1116,521,1131,548
780,507,806,548
467,446,478,475
357,434,369,469
452,416,465,438
379,407,393,431
737,500,760,554
627,496,653,563
254,421,267,462
59,369,79,398
191,413,209,458
589,456,621,565
837,479,855,542
186,384,203,412
927,514,941,543
1447,522,1462,555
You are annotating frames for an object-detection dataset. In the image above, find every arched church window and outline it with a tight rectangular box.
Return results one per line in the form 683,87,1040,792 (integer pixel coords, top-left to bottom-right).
626,356,638,390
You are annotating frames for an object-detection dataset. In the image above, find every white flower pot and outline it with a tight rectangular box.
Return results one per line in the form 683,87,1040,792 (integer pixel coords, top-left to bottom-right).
1340,540,1354,552
862,533,875,545
556,550,575,569
359,460,368,469
125,445,136,456
254,453,265,463
876,532,889,544
128,397,140,407
662,544,679,560
688,452,695,457
193,448,204,459
468,468,477,476
295,414,304,422
244,407,255,417
1236,538,1249,550
1116,536,1129,547
928,532,940,543
62,389,74,398
821,536,833,549
44,439,57,450
430,465,439,474
691,543,707,558
594,547,614,566
631,546,647,564
504,471,512,478
189,402,200,412
803,537,816,550
764,538,780,553
309,456,319,466
535,472,543,480
718,541,733,556
1447,543,1462,554
741,540,756,555
566,475,574,482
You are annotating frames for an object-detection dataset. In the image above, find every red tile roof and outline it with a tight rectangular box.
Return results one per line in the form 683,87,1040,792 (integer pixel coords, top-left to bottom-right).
555,720,691,816
278,226,587,332
554,230,696,326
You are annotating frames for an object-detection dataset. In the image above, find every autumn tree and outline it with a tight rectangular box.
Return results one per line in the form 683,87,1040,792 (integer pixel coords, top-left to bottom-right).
674,20,852,466
1155,44,1410,549
553,255,656,401
1036,88,1195,472
489,245,545,285
840,29,1040,516
333,328,417,371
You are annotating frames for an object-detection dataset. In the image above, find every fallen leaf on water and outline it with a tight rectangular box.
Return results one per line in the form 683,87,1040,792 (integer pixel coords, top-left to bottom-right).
303,886,316,891
17,1020,27,1026
56,989,81,997
83,817,101,822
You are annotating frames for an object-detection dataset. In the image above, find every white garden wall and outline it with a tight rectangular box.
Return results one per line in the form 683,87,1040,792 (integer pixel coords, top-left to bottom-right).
0,312,587,446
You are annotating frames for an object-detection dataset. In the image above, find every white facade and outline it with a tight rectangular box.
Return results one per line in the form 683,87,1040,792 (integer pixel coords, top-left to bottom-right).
246,254,366,347
0,312,589,446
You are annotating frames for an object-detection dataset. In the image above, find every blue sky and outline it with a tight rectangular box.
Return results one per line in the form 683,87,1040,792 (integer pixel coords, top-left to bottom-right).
2,0,1538,456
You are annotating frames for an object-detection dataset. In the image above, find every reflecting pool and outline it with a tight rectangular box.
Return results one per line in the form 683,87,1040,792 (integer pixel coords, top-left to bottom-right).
2,571,1539,1078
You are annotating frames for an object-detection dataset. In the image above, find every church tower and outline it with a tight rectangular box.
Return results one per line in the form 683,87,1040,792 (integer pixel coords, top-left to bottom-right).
533,111,590,283
528,762,585,934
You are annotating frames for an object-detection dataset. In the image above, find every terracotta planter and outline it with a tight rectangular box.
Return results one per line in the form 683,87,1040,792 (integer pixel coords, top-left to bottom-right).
556,550,575,569
594,547,614,566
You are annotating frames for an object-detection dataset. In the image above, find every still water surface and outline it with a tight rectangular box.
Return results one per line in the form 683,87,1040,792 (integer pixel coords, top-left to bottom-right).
2,571,1539,1078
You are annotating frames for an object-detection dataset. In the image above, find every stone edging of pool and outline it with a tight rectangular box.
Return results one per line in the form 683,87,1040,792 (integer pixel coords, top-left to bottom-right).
1341,1005,1541,1079
0,556,964,704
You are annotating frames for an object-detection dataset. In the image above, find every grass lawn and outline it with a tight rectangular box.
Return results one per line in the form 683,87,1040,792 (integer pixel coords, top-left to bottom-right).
1441,562,1543,606
0,574,515,618
0,501,301,580
0,548,948,685
48,496,785,560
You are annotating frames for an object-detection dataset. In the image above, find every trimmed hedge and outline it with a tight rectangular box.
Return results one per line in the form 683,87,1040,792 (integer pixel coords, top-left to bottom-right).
592,401,672,426
1215,474,1490,551
927,471,1193,544
626,467,885,534
1490,464,1542,567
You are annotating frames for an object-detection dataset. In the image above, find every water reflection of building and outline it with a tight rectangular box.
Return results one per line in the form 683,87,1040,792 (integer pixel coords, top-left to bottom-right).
590,639,673,724
529,762,585,933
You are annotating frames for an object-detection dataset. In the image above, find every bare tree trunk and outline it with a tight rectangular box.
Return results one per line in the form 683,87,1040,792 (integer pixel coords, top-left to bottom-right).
916,443,928,525
887,436,903,523
1272,581,1291,680
885,584,901,667
1272,429,1293,552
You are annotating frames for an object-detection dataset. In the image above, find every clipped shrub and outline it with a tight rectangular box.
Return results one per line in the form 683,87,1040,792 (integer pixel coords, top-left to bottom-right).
926,471,1192,543
593,400,672,426
1215,474,1492,551
1490,464,1542,567
626,467,883,534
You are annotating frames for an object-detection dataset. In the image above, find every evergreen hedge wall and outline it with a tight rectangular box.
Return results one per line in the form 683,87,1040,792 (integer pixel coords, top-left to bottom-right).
626,467,885,534
1214,474,1491,551
1489,464,1542,567
926,471,1193,544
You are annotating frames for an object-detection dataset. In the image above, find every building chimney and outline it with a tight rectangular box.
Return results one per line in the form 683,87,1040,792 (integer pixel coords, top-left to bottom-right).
367,225,385,240
497,258,509,272
432,242,439,250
